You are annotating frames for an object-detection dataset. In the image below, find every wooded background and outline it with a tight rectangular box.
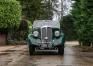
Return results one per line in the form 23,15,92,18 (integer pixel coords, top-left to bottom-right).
0,0,93,46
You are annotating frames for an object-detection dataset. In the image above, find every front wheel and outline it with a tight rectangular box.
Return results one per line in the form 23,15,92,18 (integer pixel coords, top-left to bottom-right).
58,46,64,55
28,45,35,55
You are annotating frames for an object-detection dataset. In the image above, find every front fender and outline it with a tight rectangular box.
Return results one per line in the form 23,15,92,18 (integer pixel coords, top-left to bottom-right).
27,34,32,45
61,33,65,45
27,34,41,46
53,33,65,46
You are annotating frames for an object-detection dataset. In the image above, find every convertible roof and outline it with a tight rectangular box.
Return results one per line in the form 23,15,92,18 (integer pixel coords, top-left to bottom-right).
33,20,60,28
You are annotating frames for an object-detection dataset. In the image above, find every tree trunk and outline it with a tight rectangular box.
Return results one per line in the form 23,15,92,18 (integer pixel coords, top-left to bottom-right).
90,42,93,48
79,41,83,46
5,33,8,45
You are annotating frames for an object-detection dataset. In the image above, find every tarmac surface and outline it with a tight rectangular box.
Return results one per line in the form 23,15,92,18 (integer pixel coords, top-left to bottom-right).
0,41,93,66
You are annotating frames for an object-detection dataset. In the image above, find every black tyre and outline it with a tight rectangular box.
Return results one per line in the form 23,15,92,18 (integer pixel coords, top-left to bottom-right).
29,45,35,55
58,46,64,55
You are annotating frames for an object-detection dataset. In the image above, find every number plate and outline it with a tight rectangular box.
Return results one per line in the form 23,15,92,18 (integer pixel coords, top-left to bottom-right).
41,44,47,48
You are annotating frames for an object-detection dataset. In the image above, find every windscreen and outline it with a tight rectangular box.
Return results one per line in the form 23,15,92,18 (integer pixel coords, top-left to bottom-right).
33,20,60,28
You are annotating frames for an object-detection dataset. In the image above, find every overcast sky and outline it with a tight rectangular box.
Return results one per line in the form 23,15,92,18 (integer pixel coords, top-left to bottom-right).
52,0,74,22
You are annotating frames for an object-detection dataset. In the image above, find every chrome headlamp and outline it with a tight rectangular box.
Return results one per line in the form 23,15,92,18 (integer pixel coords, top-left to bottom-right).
33,31,39,37
55,31,60,37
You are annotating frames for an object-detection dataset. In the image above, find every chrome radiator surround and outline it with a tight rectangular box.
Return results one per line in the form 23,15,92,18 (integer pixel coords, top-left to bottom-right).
41,27,52,47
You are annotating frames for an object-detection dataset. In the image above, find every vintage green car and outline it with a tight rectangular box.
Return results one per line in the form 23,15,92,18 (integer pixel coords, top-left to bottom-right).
27,20,65,55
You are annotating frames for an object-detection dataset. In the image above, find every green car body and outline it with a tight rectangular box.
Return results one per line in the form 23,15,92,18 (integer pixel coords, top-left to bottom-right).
27,20,65,55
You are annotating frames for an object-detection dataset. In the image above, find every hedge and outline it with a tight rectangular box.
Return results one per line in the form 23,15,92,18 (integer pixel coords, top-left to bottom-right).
0,0,21,29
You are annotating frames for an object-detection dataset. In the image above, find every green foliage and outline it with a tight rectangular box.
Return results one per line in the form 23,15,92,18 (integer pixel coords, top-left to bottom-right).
27,20,32,27
0,0,21,29
71,0,93,45
18,0,53,22
61,15,76,40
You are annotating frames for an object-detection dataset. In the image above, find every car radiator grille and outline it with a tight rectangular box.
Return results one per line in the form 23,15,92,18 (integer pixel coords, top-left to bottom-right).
41,27,52,44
